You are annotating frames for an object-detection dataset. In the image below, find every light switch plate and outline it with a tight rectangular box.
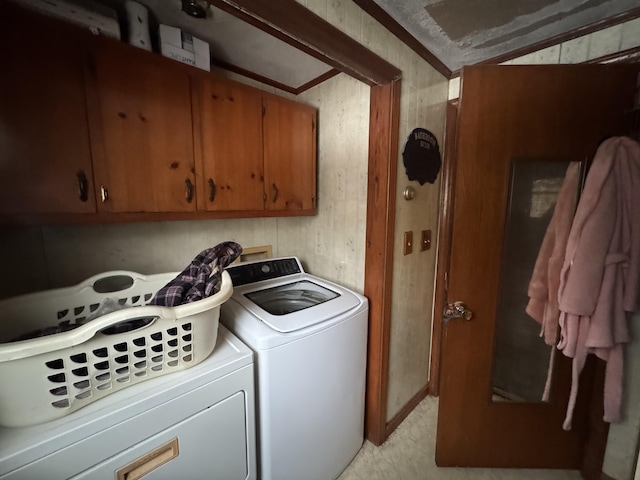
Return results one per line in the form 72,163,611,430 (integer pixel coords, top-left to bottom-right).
404,231,413,255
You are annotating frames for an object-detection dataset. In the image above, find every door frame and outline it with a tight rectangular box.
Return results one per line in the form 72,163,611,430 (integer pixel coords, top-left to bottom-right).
429,99,458,399
206,0,404,445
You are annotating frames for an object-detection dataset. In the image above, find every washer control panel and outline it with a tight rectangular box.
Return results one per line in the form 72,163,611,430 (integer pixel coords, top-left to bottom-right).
227,258,302,286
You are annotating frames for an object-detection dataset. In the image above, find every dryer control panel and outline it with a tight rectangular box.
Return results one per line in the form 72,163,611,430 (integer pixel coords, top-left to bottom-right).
228,258,302,286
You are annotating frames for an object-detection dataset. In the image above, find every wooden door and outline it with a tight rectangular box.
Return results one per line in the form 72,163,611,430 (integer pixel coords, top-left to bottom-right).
436,65,638,468
193,76,264,211
0,5,96,215
87,42,196,213
263,96,317,212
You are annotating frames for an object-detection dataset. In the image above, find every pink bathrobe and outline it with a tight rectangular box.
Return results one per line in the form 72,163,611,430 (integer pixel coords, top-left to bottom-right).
527,162,581,346
557,137,640,430
526,162,581,401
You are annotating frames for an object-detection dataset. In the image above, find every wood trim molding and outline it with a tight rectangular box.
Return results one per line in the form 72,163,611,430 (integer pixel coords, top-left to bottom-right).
206,0,401,86
364,79,401,445
429,99,459,397
385,384,429,438
586,46,640,65
352,0,452,79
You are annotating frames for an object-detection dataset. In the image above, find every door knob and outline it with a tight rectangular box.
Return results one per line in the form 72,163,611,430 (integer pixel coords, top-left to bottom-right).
443,301,473,323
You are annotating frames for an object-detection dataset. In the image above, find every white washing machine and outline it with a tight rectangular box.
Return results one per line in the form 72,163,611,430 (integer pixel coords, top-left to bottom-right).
0,326,256,480
220,257,369,480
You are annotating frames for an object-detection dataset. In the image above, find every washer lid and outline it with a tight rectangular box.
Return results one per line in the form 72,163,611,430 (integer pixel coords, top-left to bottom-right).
233,277,362,333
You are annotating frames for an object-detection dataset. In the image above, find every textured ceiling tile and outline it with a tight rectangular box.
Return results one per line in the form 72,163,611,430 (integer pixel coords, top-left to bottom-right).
373,0,638,71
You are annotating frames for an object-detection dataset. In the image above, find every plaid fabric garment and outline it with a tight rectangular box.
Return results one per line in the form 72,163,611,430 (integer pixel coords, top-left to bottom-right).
150,241,242,307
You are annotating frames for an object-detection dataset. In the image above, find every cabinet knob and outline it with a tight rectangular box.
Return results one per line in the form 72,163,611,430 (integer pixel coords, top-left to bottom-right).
185,178,194,203
272,183,278,203
77,171,89,202
100,185,109,203
208,178,216,202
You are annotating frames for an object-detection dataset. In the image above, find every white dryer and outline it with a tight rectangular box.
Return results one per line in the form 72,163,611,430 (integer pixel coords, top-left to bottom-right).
220,257,368,480
0,326,256,480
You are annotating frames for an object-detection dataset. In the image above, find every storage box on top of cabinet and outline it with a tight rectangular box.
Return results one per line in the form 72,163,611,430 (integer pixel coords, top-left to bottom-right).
159,24,210,71
0,270,233,427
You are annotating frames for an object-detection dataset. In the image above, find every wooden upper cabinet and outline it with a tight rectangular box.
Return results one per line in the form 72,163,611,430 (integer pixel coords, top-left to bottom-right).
86,42,196,213
263,95,317,212
193,76,264,211
0,7,96,215
1,4,317,223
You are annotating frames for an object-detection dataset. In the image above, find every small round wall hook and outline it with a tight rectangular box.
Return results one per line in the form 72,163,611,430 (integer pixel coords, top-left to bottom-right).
403,186,415,201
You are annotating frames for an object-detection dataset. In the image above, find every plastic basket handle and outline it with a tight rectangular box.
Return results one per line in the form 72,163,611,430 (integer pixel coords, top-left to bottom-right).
100,315,159,335
92,274,136,294
0,304,175,362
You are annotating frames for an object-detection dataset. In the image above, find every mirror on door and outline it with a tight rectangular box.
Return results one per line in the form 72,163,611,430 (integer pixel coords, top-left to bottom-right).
490,159,584,403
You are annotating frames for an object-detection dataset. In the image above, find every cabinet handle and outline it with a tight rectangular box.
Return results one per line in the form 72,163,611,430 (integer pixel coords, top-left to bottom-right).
77,171,89,202
100,185,109,203
185,178,194,203
208,178,216,202
272,183,278,203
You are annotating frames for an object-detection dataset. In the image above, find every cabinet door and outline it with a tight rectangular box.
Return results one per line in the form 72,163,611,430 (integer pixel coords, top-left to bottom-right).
87,43,196,213
194,77,264,211
263,96,317,212
0,7,96,215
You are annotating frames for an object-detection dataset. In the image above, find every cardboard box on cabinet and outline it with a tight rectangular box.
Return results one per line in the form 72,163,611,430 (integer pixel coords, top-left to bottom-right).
159,24,210,71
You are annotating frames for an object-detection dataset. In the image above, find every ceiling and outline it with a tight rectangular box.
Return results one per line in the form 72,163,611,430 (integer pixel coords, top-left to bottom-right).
108,0,336,92
360,0,640,73
135,0,640,86
26,0,640,90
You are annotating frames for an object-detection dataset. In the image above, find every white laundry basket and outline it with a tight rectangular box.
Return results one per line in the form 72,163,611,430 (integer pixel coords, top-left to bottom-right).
0,270,233,428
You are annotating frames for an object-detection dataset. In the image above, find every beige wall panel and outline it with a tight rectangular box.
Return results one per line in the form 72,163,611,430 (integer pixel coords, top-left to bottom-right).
278,74,370,293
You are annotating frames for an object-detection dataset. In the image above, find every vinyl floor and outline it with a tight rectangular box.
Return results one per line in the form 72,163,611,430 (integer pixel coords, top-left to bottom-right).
337,396,583,480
